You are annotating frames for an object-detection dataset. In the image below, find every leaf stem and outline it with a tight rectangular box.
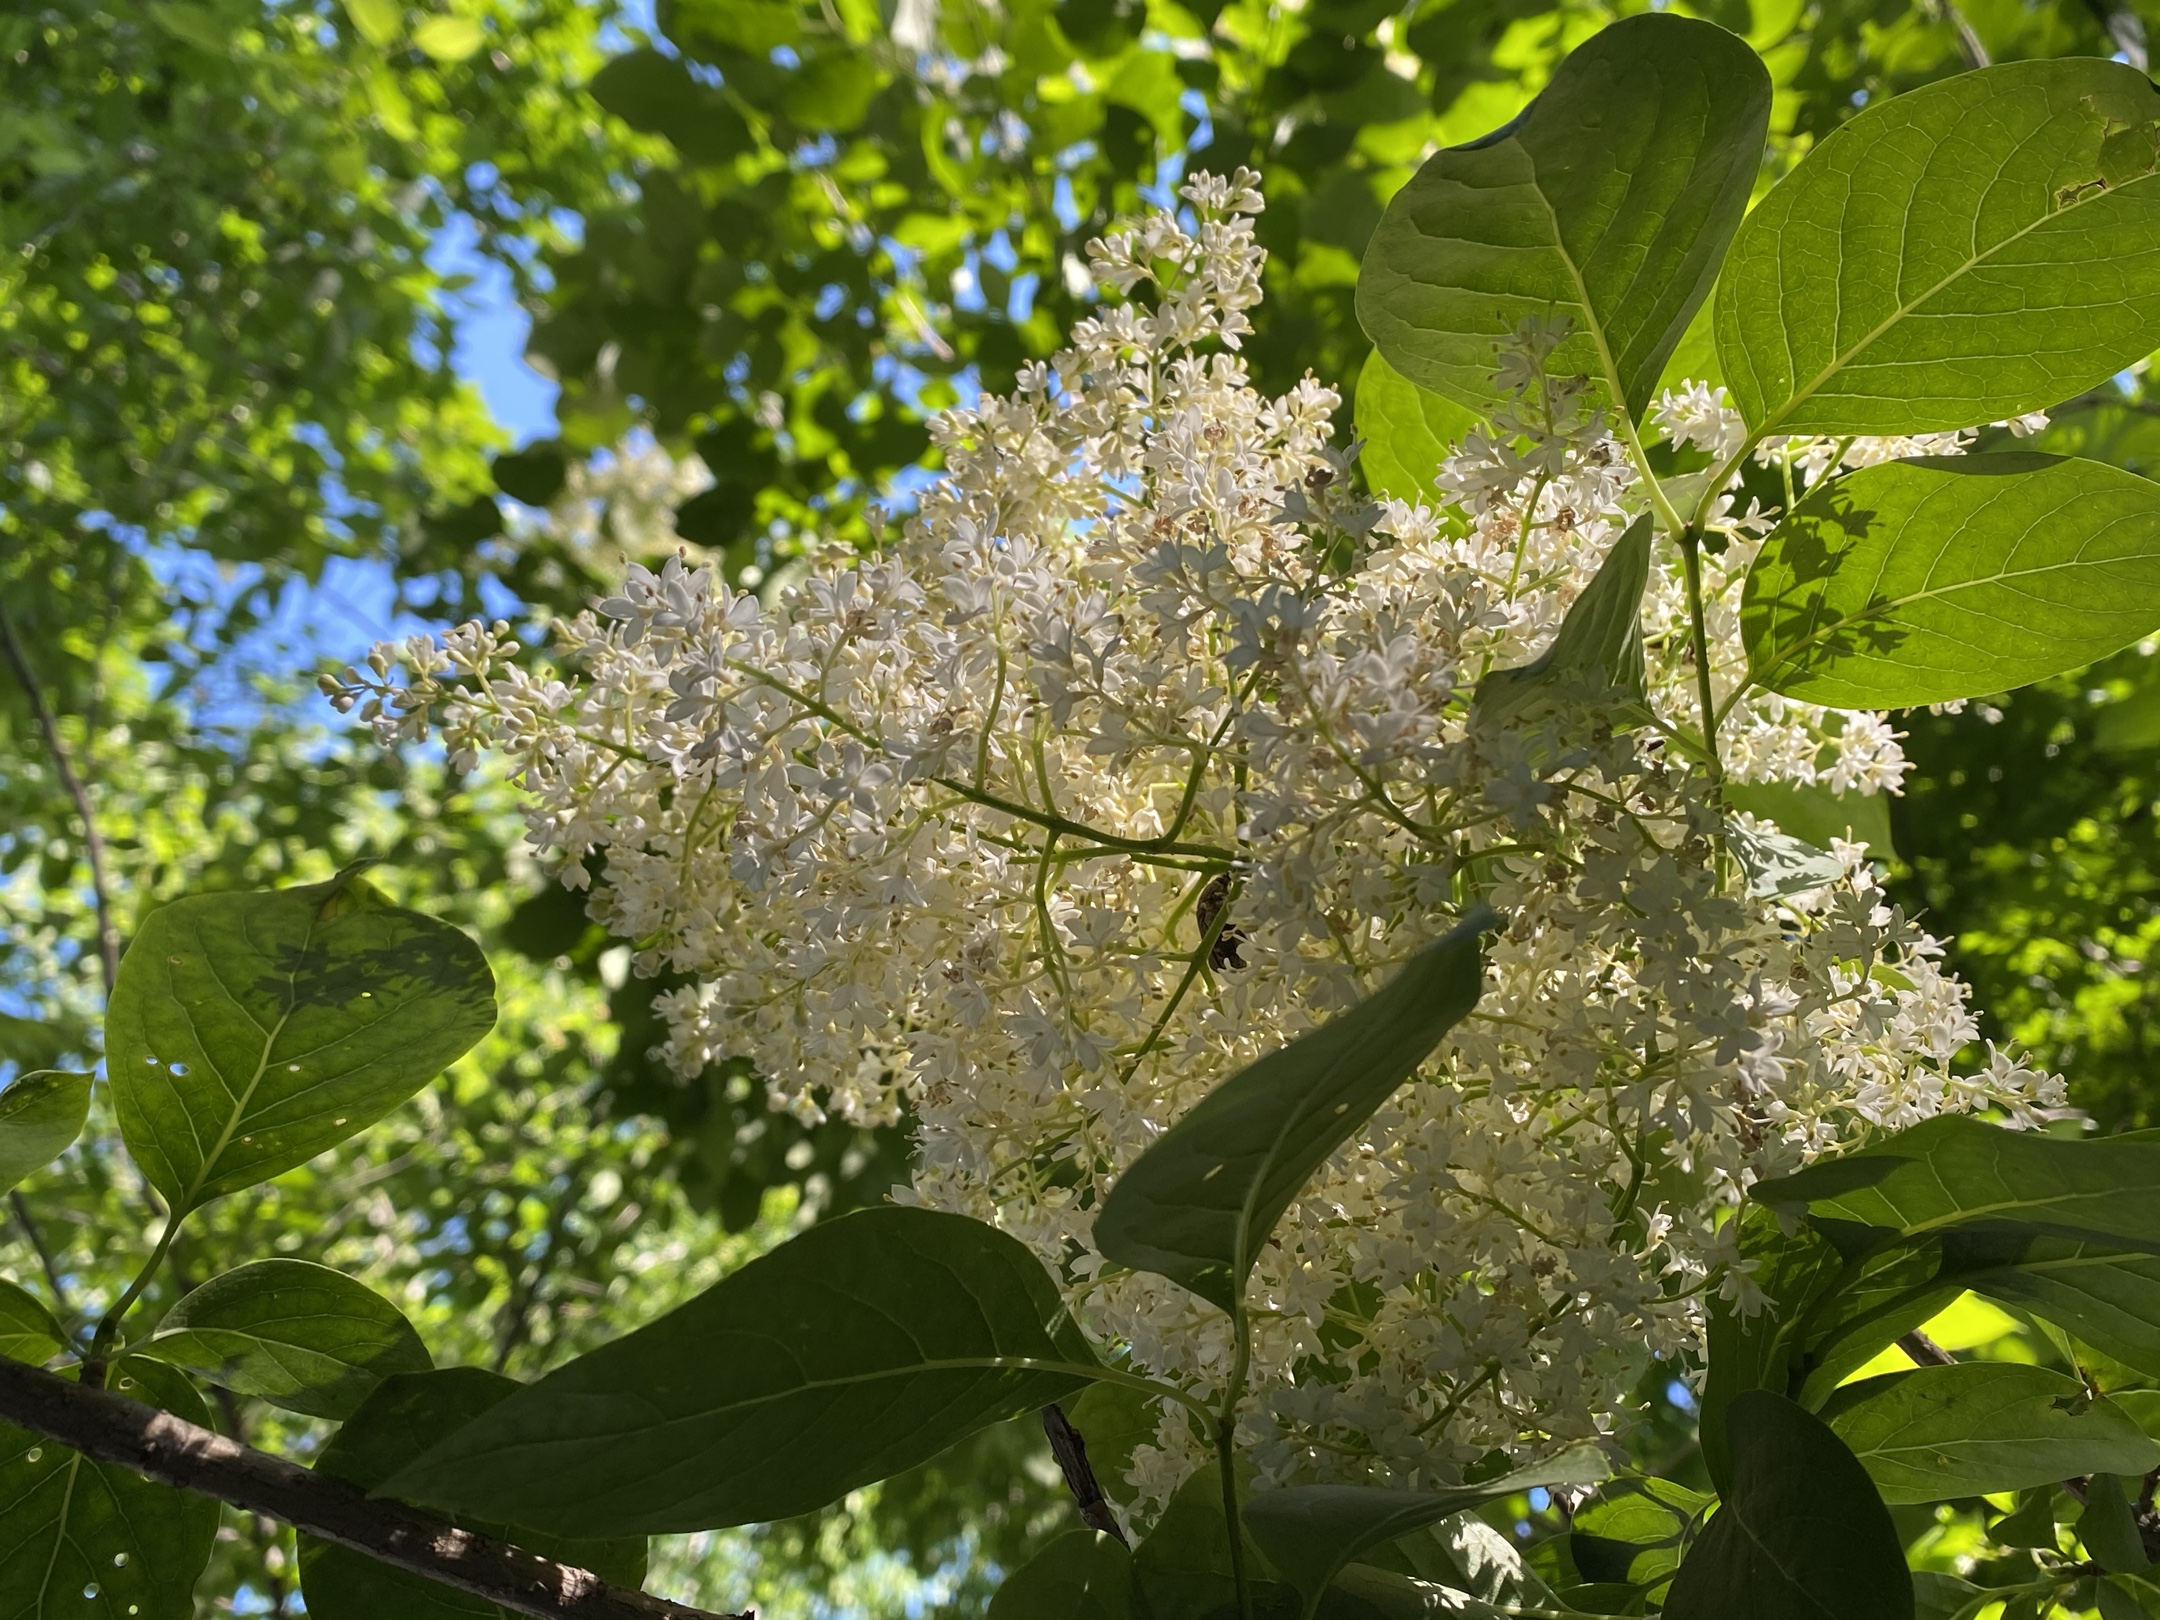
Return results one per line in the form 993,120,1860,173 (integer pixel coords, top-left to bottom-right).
1218,1303,1255,1620
80,1214,183,1388
1677,526,1725,787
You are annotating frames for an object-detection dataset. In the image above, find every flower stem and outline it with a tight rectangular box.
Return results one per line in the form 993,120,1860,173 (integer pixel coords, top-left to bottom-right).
1677,526,1724,788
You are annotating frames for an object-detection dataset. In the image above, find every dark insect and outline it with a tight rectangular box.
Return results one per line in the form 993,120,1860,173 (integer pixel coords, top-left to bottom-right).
1196,872,1248,971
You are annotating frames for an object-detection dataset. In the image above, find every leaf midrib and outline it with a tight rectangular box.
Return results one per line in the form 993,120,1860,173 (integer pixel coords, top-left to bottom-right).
1754,153,2160,433
180,902,314,1212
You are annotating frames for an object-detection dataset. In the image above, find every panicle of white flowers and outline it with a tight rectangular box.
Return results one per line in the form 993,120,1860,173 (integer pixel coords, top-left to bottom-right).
328,173,2063,1511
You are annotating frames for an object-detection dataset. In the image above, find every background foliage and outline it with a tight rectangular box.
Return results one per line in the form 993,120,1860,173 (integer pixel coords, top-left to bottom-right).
7,0,2160,1610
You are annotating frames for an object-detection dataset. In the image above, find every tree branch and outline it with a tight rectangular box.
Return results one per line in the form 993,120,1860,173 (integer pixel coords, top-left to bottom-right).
0,1355,746,1620
0,603,120,996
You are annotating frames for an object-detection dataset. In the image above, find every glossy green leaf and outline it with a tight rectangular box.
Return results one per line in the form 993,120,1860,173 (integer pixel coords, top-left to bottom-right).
986,1530,1134,1620
1664,1390,1911,1620
138,1259,431,1420
1132,1464,1292,1620
1357,13,1769,420
382,1207,1100,1535
1715,59,2160,437
299,1368,645,1620
106,871,497,1210
1751,1114,2160,1253
0,1360,218,1619
1472,514,1651,738
1354,352,1476,509
1742,455,2160,709
1721,781,1894,859
1820,1363,2160,1503
1243,1446,1608,1619
0,1281,66,1365
0,1070,91,1195
1094,907,1491,1314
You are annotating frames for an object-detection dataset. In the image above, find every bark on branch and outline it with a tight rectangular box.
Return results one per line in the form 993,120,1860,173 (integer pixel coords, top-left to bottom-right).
0,1355,746,1620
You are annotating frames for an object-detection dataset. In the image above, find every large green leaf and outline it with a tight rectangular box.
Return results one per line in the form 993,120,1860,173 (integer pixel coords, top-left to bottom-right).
1472,514,1652,740
1357,13,1769,420
105,871,497,1210
0,1360,218,1620
0,1070,91,1196
986,1530,1135,1620
1715,59,2160,437
0,1281,66,1365
1242,1447,1608,1620
1132,1464,1293,1620
1821,1363,2160,1503
1354,353,1476,509
1750,1115,2160,1253
299,1368,646,1620
1663,1390,1911,1619
382,1207,1100,1535
137,1259,431,1420
1742,455,2160,709
1093,908,1491,1314
1951,1233,2160,1368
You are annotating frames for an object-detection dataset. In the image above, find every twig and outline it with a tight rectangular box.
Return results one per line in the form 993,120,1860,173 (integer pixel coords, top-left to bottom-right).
8,1190,74,1321
1042,1404,1126,1545
0,602,120,995
1897,1329,1957,1367
0,1355,748,1620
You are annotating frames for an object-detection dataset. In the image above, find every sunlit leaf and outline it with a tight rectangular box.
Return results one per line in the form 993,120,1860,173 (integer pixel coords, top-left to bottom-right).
1359,13,1769,420
105,871,496,1210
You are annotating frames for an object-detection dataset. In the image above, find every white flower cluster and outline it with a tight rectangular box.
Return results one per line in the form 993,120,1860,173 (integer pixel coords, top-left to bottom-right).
326,174,2061,1506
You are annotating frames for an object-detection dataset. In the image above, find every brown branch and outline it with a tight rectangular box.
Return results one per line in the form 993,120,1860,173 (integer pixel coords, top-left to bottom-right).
0,603,120,996
0,1355,747,1620
1897,1329,1957,1367
7,1190,75,1320
1042,1403,1126,1545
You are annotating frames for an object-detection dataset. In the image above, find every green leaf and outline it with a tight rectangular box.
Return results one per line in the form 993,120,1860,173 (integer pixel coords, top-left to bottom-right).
1820,1363,2160,1503
0,1360,218,1620
1714,60,2160,437
1663,1390,1912,1620
105,871,497,1211
1094,907,1492,1314
2083,1473,2154,1573
1742,454,2160,709
986,1530,1135,1620
1356,13,1769,420
1750,1114,2160,1254
1472,514,1652,739
1243,1446,1608,1619
491,443,568,508
0,1280,66,1364
0,1069,91,1195
1955,1235,2160,1369
1132,1464,1292,1620
381,1207,1100,1535
1318,1563,1503,1619
1721,781,1894,859
1354,352,1476,509
1568,1476,1713,1592
299,1368,645,1620
340,0,402,44
586,50,750,167
1064,1380,1159,1507
145,3,228,53
138,1259,432,1420
410,14,483,60
1726,820,1844,900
